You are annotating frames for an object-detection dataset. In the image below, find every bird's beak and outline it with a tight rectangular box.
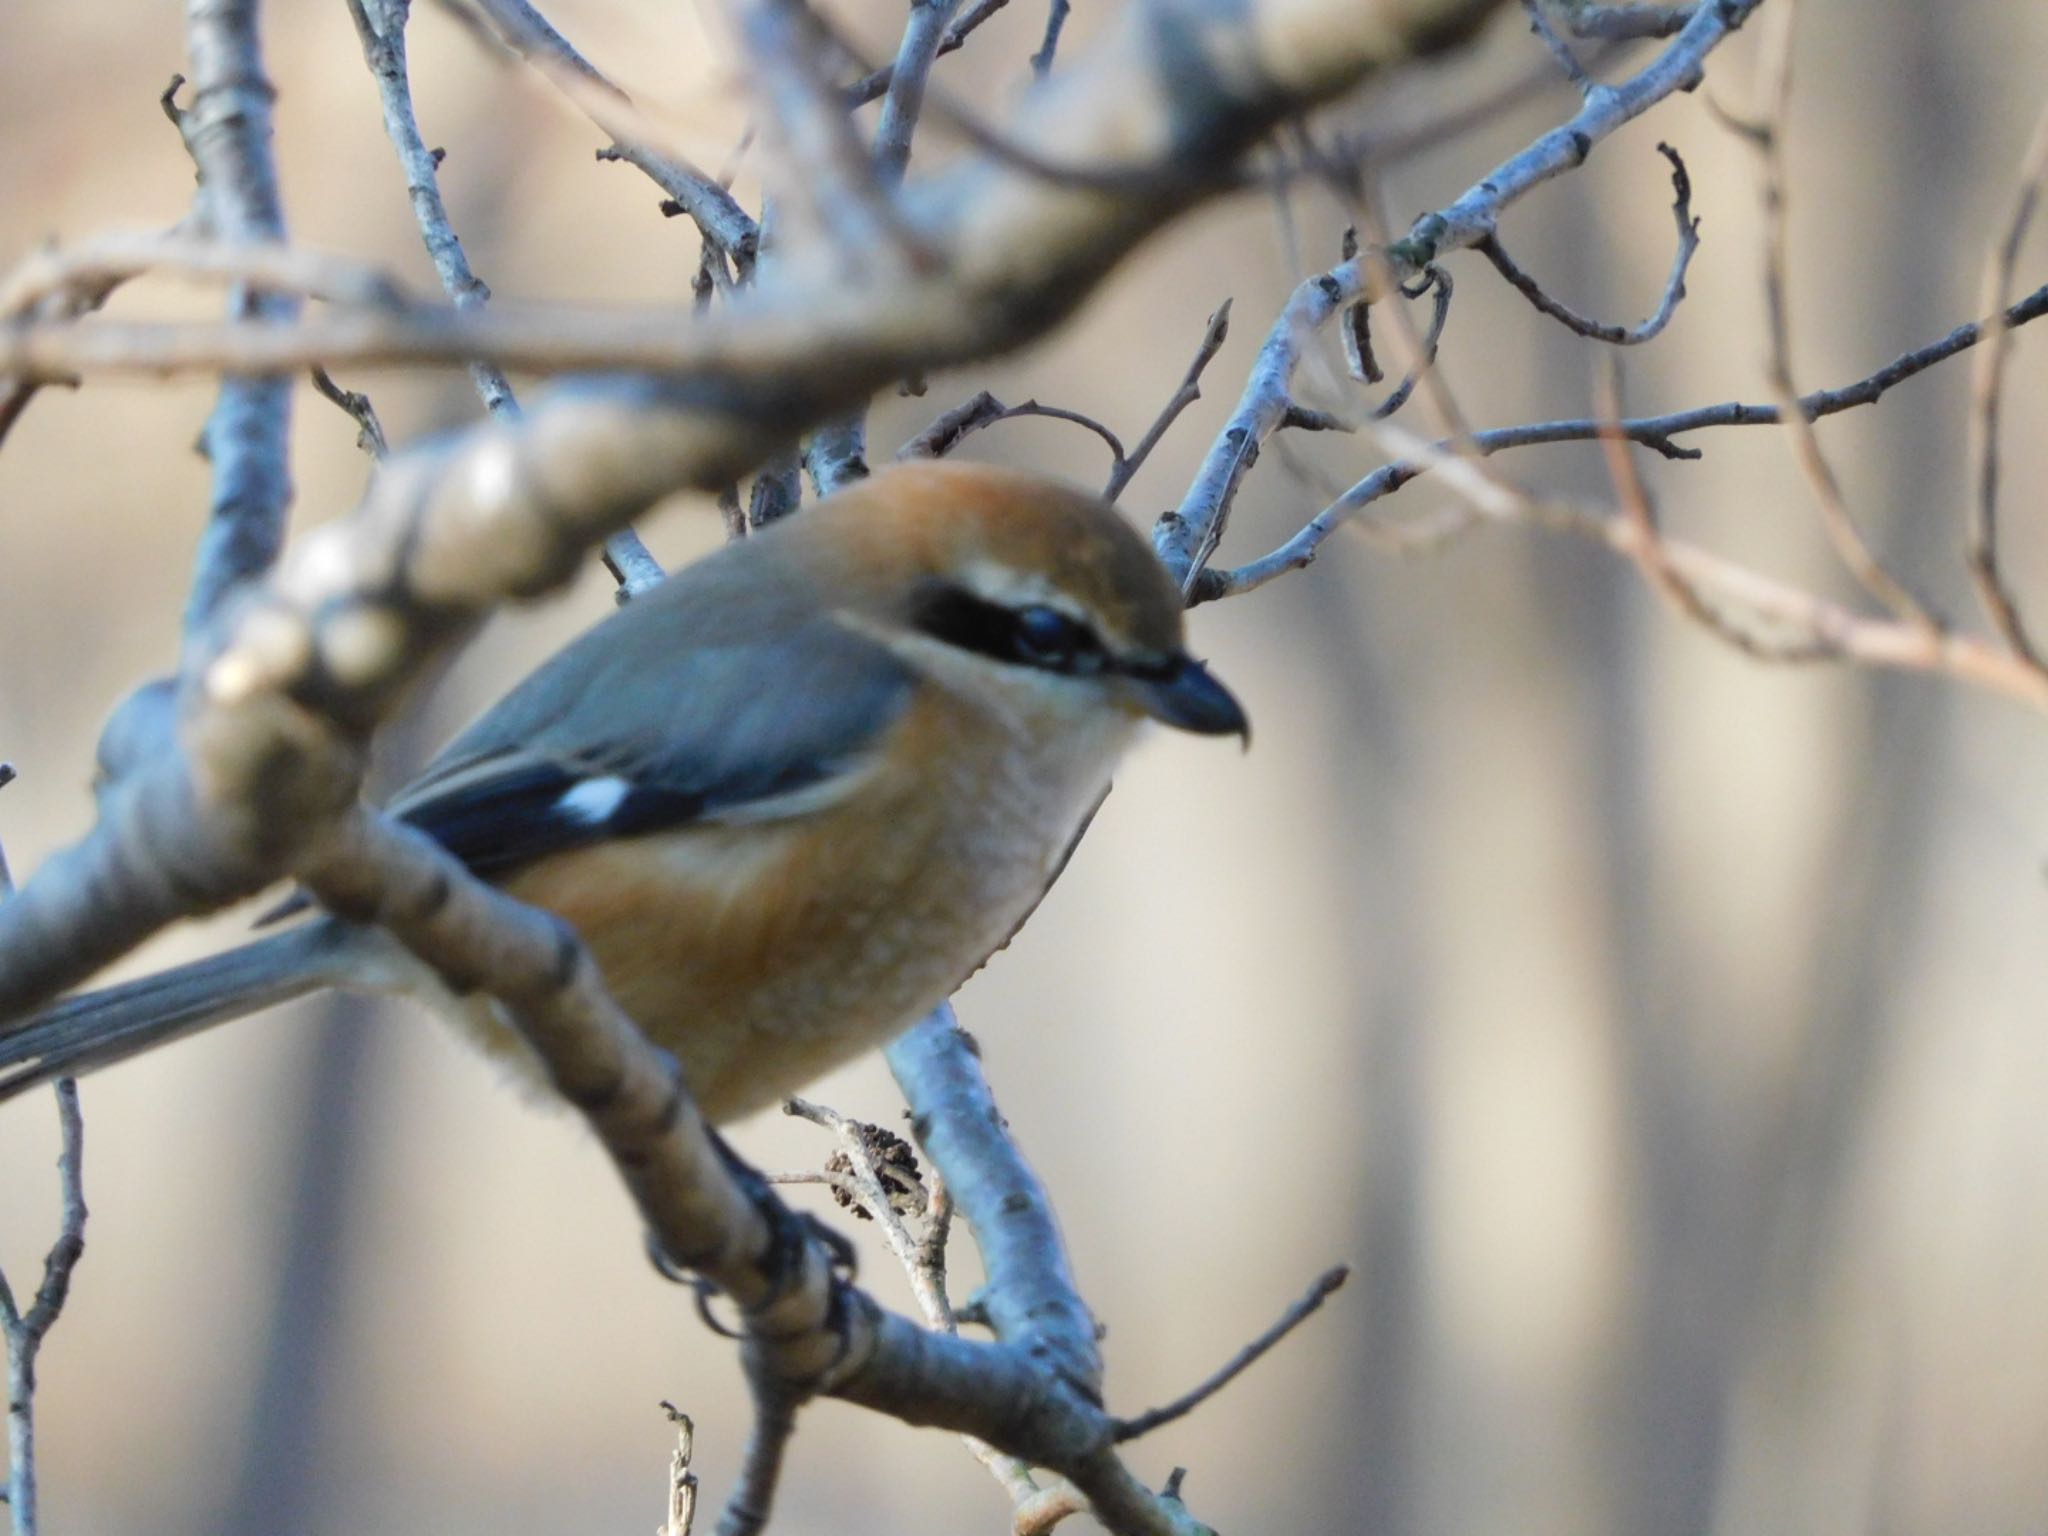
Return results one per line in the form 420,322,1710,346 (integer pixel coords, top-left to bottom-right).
1122,654,1250,741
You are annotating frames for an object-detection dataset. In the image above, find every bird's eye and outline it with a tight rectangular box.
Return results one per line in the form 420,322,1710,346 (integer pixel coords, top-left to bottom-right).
1010,605,1098,671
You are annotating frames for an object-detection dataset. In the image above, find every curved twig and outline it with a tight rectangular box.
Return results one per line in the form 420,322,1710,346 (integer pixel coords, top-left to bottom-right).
1478,140,1698,345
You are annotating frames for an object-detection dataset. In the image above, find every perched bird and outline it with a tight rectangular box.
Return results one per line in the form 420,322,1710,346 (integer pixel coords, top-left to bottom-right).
0,461,1247,1121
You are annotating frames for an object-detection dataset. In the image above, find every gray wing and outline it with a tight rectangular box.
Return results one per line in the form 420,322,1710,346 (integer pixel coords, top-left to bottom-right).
386,611,916,878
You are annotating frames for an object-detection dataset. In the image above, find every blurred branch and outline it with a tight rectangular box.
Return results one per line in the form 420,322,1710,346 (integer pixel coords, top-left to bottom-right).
0,763,15,898
1964,97,2048,671
875,0,964,186
1519,0,1594,94
1477,140,1699,345
178,0,299,637
1595,357,1823,659
1556,1,1696,40
309,366,390,459
1744,0,1935,632
1030,0,1071,79
897,389,1125,466
845,0,1012,107
808,0,969,497
469,0,759,268
0,231,409,318
1155,0,1765,588
345,0,663,594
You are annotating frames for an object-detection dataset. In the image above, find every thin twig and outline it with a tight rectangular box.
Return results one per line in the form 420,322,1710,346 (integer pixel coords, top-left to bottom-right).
1105,301,1233,501
1369,266,1454,420
1112,1267,1349,1441
0,1076,88,1536
780,1096,1040,1506
1964,97,2048,670
1200,276,2048,604
897,390,1126,467
309,367,389,459
1478,141,1699,345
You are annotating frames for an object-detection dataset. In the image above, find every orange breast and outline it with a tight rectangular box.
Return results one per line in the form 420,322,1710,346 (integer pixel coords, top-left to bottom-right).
486,684,1124,1123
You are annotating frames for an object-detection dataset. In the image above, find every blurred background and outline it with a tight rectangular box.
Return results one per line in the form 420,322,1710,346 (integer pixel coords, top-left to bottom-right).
3,2,2047,1533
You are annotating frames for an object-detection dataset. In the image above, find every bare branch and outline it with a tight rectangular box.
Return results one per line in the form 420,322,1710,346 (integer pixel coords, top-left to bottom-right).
1155,0,1766,587
875,0,964,186
345,0,662,594
1201,277,2048,604
1477,140,1699,345
0,231,409,319
471,0,759,266
714,1386,797,1536
897,390,1125,467
733,0,928,274
0,764,15,899
178,0,299,636
309,366,389,459
0,1065,87,1536
887,1009,1102,1397
1964,98,2048,670
1105,300,1233,501
1745,2,1934,632
1113,1266,1350,1442
1595,357,1824,660
846,0,1015,106
1368,265,1454,420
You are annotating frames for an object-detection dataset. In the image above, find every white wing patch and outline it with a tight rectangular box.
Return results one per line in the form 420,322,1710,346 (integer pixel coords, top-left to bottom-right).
556,775,632,826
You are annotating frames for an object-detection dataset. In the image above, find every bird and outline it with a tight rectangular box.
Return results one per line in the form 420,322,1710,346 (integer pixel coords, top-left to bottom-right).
0,460,1247,1122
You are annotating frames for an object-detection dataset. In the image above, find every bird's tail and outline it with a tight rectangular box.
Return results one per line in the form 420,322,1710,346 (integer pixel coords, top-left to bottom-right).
0,923,354,1103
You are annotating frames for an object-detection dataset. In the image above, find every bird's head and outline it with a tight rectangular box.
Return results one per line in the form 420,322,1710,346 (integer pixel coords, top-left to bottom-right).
799,461,1249,742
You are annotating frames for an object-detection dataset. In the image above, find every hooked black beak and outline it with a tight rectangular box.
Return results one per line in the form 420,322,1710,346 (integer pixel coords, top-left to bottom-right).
1124,654,1250,741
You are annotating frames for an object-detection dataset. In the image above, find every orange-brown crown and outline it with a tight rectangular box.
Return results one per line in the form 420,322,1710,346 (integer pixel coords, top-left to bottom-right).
790,461,1187,661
